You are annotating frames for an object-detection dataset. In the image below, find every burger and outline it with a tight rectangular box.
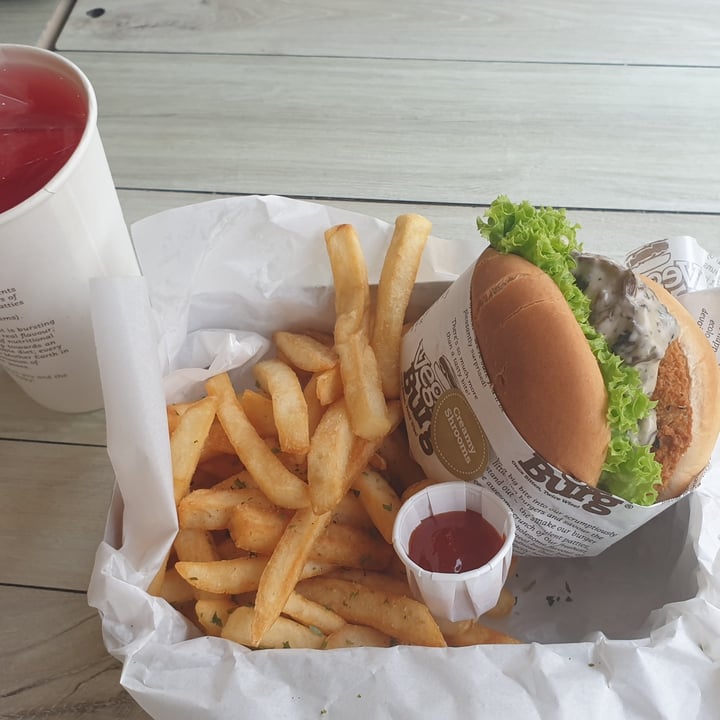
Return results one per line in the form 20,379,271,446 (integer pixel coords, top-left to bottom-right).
471,197,720,505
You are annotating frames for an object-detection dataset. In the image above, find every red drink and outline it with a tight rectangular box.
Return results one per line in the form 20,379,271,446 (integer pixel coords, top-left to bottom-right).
0,59,88,214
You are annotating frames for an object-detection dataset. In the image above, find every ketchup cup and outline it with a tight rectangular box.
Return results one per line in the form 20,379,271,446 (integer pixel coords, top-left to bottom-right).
392,481,515,622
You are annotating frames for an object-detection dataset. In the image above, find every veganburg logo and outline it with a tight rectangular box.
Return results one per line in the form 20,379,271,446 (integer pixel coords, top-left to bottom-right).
402,341,451,455
518,454,624,515
626,238,702,295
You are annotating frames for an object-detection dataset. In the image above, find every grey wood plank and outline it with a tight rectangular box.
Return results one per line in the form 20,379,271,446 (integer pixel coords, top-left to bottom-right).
59,0,720,67
0,586,150,719
0,370,107,445
66,52,720,213
1,0,61,46
116,190,720,260
0,440,114,591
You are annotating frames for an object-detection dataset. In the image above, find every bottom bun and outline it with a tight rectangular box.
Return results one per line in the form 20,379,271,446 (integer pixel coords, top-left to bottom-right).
645,278,720,500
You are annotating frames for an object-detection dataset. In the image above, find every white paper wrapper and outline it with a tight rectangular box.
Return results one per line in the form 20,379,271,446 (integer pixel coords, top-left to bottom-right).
401,231,720,558
88,196,720,719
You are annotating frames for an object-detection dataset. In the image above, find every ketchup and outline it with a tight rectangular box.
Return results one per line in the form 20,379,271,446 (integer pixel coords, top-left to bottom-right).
408,510,504,573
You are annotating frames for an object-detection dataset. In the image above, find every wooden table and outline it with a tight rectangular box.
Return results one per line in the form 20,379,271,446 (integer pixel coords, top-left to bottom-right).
3,2,720,717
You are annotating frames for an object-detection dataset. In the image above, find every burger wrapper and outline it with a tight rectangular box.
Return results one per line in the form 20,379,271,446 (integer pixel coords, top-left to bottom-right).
627,236,720,353
401,235,720,558
87,196,720,719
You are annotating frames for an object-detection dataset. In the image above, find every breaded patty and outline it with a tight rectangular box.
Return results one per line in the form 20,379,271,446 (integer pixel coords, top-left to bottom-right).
652,339,692,490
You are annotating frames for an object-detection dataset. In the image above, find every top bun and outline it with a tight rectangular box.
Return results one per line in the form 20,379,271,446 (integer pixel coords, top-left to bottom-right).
470,248,609,487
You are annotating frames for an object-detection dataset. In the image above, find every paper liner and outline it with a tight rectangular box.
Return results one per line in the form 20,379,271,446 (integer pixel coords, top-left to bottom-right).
87,196,720,719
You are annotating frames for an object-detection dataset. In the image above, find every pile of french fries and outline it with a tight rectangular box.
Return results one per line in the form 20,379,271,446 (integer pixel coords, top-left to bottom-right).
153,215,519,650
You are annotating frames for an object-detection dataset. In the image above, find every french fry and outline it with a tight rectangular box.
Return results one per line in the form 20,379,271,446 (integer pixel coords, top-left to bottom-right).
307,398,355,514
210,470,257,491
483,587,516,619
274,331,339,373
263,438,307,479
238,389,277,437
378,424,426,493
310,523,394,571
324,623,394,649
282,591,346,636
180,555,332,597
368,452,387,471
196,597,239,637
344,400,404,484
296,577,446,647
201,418,236,460
170,395,218,504
223,606,326,650
297,560,338,580
147,551,170,597
330,491,374,530
315,365,343,406
214,532,250,560
401,477,443,502
172,536,235,602
336,333,391,441
438,617,521,646
371,213,432,399
173,528,219,563
228,493,292,555
166,403,188,435
351,468,401,544
324,224,371,343
326,568,411,598
303,329,334,347
206,373,309,509
251,507,333,646
324,223,391,440
385,550,411,579
176,556,269,595
178,487,257,531
252,359,309,455
303,374,326,437
167,402,233,463
158,568,197,604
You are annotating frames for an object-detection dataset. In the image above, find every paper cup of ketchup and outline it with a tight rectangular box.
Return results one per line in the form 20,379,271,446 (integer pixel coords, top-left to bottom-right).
392,481,515,622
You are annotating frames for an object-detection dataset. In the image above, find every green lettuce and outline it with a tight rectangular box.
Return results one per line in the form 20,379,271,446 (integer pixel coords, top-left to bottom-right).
477,196,661,505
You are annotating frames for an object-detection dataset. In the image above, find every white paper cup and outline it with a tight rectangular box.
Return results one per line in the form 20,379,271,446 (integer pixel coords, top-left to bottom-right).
0,45,139,412
392,481,515,622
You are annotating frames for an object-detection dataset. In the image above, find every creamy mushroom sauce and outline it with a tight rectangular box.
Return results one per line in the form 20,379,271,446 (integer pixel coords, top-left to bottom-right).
572,253,678,446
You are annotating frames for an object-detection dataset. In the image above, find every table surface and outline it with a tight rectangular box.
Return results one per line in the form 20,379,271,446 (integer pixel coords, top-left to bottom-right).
3,2,720,718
